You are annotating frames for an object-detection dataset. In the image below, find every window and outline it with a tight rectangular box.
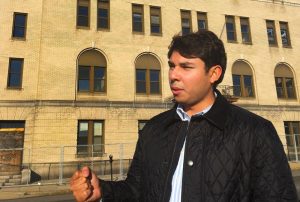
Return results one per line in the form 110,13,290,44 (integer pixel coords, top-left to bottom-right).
225,15,236,42
7,58,24,89
12,13,27,38
181,10,192,35
232,61,255,98
150,6,162,35
280,21,291,47
132,4,144,33
266,20,277,46
97,0,110,29
138,120,148,133
284,121,300,161
77,50,107,93
77,0,90,27
240,17,251,43
197,12,208,31
135,54,161,95
274,64,296,99
77,120,104,157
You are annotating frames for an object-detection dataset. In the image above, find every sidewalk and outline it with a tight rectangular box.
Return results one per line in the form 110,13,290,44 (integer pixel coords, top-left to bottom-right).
1,164,300,201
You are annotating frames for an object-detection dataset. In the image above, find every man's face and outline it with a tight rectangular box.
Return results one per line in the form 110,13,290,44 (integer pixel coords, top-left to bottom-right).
168,51,217,112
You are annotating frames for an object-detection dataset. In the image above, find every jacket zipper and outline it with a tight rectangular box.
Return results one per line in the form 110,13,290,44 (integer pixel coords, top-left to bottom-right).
161,122,185,202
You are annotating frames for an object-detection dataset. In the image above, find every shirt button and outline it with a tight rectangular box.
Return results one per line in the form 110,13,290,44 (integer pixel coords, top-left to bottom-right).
187,160,194,167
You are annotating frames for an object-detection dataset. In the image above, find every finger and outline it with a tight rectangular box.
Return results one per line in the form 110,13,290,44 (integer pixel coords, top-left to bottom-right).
82,166,90,178
73,189,91,202
70,177,90,191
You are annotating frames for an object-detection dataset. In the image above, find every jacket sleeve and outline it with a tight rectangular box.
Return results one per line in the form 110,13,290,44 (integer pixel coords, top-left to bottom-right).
251,121,298,201
100,137,143,202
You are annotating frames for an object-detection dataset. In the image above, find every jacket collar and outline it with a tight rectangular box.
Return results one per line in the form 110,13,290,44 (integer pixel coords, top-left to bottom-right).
202,89,229,130
171,89,229,130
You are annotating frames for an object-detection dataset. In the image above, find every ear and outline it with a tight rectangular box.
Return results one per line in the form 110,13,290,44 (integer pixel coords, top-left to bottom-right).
209,65,222,84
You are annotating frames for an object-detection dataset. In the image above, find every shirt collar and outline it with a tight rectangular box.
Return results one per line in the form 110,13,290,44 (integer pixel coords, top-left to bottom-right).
176,92,216,122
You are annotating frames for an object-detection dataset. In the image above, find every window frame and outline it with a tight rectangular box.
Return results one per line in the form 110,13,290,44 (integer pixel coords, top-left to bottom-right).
232,74,255,98
275,76,296,99
78,65,107,94
135,68,161,95
77,120,105,157
150,6,162,36
225,15,237,42
7,58,24,89
180,10,192,35
279,21,291,48
77,0,90,29
97,0,110,30
132,4,144,33
197,11,208,31
240,17,252,44
12,12,27,39
266,20,277,46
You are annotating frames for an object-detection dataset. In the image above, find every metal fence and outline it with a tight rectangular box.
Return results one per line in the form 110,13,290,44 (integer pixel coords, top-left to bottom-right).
0,143,136,187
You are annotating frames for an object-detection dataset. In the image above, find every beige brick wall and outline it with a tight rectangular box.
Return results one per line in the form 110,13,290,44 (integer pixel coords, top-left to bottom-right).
0,0,300,162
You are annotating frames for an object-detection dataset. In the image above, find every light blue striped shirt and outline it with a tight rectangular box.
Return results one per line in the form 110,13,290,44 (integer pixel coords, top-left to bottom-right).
169,104,212,202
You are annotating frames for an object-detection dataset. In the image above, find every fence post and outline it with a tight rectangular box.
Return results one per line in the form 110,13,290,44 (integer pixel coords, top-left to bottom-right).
59,146,64,185
109,155,113,180
119,143,124,179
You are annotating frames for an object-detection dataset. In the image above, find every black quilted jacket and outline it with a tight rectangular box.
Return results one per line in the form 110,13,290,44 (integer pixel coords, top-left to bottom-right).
101,90,298,202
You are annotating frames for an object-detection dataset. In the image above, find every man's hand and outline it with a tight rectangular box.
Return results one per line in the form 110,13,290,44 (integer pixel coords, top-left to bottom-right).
70,166,101,202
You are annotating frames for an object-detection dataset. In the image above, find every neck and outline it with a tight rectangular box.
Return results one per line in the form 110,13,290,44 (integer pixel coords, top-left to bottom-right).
184,90,216,117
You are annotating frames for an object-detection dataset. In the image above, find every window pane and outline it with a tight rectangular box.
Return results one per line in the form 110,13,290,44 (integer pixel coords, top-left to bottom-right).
286,78,295,98
94,67,105,79
243,75,253,97
10,60,22,73
13,27,25,38
98,8,109,29
232,75,241,96
133,13,143,32
198,20,206,30
281,29,289,45
15,14,26,26
78,80,89,91
150,70,159,81
79,67,90,79
275,77,284,98
77,5,89,27
94,122,103,136
13,14,26,38
77,121,88,153
136,69,146,80
8,74,21,87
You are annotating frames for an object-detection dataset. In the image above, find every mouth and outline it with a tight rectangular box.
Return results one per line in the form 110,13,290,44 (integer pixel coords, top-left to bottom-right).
170,86,183,96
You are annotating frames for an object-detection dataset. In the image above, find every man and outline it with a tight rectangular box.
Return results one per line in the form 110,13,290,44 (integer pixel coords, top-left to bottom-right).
70,30,298,201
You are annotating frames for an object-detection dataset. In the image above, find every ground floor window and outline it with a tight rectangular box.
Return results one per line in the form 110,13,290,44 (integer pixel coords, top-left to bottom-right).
77,120,104,157
284,121,300,161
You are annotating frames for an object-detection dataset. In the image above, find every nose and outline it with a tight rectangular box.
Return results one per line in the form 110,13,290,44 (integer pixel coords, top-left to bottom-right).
169,66,180,82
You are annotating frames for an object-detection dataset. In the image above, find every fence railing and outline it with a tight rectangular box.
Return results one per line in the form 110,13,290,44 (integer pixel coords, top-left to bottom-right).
1,139,299,187
0,143,135,187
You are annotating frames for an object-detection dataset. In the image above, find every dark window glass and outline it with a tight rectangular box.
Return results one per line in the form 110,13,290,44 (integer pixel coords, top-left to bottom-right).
181,10,192,35
280,22,291,47
12,13,27,38
77,120,104,156
136,69,146,93
8,58,23,88
138,120,148,133
240,17,251,43
150,7,161,34
94,67,105,92
97,0,109,29
266,20,277,45
197,12,207,30
232,74,254,97
243,75,253,97
78,66,90,91
0,121,25,129
150,70,160,93
232,74,241,96
132,4,143,32
77,0,89,27
275,77,295,99
226,16,236,41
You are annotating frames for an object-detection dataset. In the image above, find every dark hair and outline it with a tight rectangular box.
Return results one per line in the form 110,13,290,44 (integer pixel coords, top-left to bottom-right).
168,30,227,87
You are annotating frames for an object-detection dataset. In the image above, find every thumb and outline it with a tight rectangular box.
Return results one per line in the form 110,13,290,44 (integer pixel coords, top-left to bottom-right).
82,166,91,178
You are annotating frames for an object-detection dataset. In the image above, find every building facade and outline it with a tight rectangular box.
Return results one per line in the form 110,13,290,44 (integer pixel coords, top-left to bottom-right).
1,0,300,176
